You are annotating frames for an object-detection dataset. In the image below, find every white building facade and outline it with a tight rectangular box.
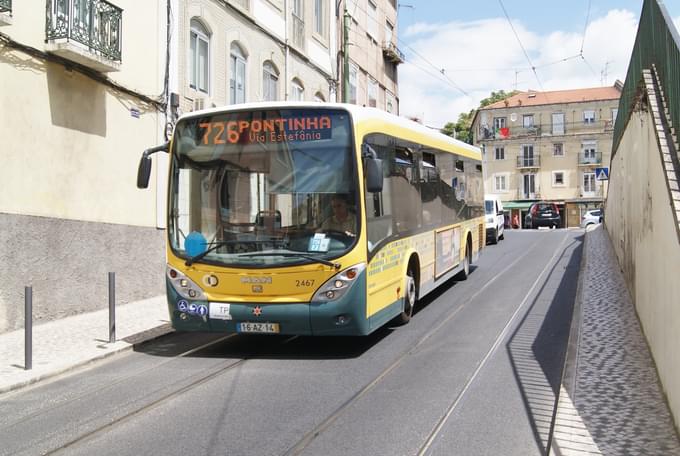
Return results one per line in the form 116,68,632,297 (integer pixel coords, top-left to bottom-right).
0,0,169,333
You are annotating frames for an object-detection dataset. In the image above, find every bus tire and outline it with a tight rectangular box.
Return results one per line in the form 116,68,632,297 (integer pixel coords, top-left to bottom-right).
455,240,471,281
397,266,417,325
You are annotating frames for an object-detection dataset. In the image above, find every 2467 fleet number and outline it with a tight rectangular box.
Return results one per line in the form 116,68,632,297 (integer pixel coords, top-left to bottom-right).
296,279,315,287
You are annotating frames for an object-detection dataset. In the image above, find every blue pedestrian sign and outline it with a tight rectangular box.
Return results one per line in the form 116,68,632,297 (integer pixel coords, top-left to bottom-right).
595,167,609,181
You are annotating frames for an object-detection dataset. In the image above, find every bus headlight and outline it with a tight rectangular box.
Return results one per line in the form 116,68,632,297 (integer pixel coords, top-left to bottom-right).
167,266,207,300
312,263,366,303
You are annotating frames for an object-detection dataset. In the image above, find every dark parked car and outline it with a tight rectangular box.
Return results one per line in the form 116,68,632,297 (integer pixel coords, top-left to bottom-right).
528,202,561,229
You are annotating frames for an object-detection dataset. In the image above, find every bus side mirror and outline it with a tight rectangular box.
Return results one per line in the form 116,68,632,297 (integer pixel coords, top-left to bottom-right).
365,158,383,193
362,143,383,193
137,155,152,189
137,142,170,189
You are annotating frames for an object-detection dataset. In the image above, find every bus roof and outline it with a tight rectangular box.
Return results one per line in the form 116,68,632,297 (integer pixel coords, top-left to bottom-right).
175,101,482,159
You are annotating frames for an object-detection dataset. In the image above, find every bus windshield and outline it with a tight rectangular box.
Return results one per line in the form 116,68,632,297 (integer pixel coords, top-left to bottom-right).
168,108,358,267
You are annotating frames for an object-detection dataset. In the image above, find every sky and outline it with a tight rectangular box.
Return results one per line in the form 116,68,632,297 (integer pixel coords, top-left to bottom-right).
396,1,680,129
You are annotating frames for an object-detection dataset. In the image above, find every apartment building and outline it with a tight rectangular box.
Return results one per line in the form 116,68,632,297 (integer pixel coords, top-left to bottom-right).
337,0,401,113
175,0,337,117
471,83,622,228
0,0,168,333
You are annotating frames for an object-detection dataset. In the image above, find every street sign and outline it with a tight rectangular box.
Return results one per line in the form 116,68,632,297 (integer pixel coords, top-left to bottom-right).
595,167,609,181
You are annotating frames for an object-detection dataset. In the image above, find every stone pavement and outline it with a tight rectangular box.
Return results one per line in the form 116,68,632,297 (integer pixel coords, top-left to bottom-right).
0,295,172,395
551,225,680,455
0,226,679,455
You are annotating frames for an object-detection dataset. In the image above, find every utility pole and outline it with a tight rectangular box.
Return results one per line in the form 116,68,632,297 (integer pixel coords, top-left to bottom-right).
342,1,350,103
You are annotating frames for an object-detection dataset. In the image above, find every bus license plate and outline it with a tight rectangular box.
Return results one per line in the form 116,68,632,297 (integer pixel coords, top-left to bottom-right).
237,322,280,333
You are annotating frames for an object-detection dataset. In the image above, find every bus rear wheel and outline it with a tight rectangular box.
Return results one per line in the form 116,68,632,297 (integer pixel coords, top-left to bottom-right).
397,267,417,324
455,242,471,281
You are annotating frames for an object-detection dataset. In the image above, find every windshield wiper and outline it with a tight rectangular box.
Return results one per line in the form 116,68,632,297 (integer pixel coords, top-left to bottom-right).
185,240,276,266
240,252,340,269
185,241,233,266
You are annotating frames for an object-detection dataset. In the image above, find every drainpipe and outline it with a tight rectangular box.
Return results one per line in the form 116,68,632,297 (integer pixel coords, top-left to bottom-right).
284,0,289,100
342,2,350,103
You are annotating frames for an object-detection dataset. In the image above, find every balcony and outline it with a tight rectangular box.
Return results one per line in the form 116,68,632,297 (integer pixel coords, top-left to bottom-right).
291,13,304,50
0,0,11,26
477,119,616,141
578,152,603,166
45,0,122,73
382,41,404,64
517,155,541,169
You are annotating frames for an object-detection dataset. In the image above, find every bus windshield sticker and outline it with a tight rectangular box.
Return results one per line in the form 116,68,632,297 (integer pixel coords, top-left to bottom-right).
199,115,333,145
308,233,330,252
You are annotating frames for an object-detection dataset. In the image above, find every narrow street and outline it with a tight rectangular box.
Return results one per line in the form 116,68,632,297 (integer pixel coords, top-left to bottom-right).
0,230,582,456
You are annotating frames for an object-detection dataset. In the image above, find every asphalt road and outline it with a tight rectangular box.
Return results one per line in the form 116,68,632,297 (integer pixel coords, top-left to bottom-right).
0,229,584,456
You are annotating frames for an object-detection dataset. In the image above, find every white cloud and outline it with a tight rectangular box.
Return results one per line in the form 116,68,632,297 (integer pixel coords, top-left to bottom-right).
398,9,638,128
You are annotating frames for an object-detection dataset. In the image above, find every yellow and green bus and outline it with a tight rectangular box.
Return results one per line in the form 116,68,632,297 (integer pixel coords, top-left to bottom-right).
137,102,485,336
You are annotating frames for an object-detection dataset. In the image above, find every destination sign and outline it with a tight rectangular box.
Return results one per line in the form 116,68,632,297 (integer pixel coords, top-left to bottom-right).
199,115,333,145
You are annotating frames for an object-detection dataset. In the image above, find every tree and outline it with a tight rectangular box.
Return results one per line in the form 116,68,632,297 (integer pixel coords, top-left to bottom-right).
440,90,519,144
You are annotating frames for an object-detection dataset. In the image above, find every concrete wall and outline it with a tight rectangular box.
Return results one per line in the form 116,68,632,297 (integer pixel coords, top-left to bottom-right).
0,0,168,333
606,101,680,425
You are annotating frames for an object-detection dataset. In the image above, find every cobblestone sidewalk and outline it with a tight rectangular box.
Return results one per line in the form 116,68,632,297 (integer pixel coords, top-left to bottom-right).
551,226,680,455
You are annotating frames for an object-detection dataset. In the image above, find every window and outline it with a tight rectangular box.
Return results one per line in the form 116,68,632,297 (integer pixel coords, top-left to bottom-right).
521,144,535,167
263,61,279,101
367,0,378,39
494,173,508,192
385,90,395,113
583,172,596,193
522,173,536,198
292,0,303,17
552,112,565,135
314,0,325,36
349,64,358,104
494,146,505,160
523,114,534,128
494,117,506,130
583,110,595,124
368,78,378,107
314,92,325,102
190,19,210,93
611,108,618,123
553,143,564,156
229,43,246,104
291,78,304,101
385,21,394,44
553,171,565,187
582,141,597,162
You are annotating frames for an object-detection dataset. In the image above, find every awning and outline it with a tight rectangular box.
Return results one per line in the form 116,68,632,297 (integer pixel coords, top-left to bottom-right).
503,201,534,209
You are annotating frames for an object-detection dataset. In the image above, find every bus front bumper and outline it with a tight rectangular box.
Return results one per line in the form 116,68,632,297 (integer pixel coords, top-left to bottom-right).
165,273,370,336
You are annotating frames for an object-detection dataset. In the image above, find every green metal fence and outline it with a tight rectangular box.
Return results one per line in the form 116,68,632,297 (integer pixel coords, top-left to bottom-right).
612,0,680,153
0,0,11,14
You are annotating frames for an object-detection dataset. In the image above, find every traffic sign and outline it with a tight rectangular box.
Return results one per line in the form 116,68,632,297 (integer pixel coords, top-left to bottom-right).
595,167,609,181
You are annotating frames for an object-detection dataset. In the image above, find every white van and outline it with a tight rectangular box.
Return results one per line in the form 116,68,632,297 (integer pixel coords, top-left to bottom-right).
484,196,505,244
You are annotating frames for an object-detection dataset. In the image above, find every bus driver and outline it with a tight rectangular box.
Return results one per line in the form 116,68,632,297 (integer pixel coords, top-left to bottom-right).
321,194,356,236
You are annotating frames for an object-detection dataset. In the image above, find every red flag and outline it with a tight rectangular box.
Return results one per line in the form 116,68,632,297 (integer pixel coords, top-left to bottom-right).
500,127,510,138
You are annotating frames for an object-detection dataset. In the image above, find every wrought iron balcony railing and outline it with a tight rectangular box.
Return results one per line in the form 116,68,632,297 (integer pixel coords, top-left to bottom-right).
382,41,404,64
45,0,122,63
516,155,541,168
578,152,603,166
0,0,11,14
